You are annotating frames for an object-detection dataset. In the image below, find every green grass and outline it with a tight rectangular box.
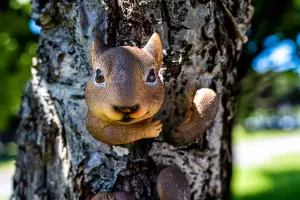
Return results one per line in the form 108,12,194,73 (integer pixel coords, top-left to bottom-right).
232,153,300,200
232,125,300,144
232,126,300,200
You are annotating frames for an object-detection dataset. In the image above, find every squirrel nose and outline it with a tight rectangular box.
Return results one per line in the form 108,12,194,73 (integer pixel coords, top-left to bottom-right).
114,104,139,114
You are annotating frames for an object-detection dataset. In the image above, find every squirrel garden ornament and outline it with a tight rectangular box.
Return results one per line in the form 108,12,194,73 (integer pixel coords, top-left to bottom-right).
85,33,219,200
86,32,165,145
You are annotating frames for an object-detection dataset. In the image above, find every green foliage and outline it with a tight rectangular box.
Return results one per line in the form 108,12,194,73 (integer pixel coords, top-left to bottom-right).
0,0,37,132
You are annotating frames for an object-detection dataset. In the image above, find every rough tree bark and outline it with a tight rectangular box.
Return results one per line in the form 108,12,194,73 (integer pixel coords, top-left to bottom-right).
12,0,253,199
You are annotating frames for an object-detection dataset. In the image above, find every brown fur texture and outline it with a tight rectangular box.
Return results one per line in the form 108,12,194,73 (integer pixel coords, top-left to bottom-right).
156,167,190,200
171,88,219,146
85,33,165,145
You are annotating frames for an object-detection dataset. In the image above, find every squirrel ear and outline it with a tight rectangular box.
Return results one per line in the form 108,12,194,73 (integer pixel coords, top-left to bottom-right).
90,31,107,64
143,33,163,66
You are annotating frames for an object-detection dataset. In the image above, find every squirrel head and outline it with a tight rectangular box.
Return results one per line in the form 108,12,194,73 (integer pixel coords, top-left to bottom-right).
85,33,165,124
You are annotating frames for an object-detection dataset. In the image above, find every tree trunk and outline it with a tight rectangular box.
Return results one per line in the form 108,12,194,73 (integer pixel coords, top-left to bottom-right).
12,0,253,199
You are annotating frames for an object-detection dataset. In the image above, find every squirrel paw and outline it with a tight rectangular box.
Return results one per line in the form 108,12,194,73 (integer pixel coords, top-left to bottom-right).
156,167,190,200
91,192,135,200
170,88,218,146
145,119,162,138
194,88,218,121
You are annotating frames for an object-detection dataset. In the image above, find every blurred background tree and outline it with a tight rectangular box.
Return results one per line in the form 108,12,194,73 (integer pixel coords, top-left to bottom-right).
0,0,38,144
237,0,300,130
232,1,300,200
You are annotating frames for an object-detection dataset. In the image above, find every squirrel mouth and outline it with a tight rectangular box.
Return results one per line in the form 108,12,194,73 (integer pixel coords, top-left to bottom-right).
120,115,134,123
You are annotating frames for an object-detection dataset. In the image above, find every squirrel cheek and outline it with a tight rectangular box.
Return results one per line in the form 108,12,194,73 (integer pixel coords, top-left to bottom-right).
129,107,148,119
88,104,102,116
103,107,124,121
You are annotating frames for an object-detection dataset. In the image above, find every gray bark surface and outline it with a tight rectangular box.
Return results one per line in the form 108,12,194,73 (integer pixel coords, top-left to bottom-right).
13,0,253,199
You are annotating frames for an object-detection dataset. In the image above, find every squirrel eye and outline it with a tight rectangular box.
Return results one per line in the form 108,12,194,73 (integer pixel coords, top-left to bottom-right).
146,69,156,83
95,69,105,84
